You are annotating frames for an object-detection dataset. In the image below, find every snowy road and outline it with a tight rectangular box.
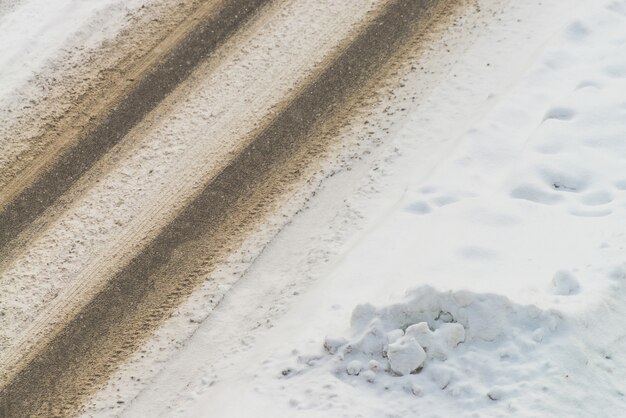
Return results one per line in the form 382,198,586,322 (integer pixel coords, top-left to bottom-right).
89,0,626,417
2,0,623,416
0,0,459,415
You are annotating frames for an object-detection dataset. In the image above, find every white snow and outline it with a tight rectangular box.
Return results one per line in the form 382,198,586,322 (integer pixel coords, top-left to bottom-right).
0,0,599,414
282,286,562,413
272,0,626,414
551,270,580,296
111,0,626,416
0,0,151,110
387,334,426,376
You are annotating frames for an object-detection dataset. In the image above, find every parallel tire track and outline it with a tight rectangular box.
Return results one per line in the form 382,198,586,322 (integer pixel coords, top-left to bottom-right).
0,0,270,254
0,0,454,415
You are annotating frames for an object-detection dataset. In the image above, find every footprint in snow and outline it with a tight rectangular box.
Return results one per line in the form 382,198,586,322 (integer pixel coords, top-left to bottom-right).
418,186,438,194
579,190,613,206
510,184,563,205
543,106,576,122
604,63,626,79
576,80,602,90
607,1,626,17
540,166,590,193
431,194,459,207
614,179,626,190
564,21,590,41
405,201,431,215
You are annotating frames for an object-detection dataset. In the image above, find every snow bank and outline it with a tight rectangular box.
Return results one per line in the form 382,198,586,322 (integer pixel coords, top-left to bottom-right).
288,286,561,404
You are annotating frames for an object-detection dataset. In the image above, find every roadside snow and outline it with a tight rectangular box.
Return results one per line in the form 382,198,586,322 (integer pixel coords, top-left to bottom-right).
267,0,626,415
90,0,626,416
0,0,150,110
285,286,561,411
0,0,157,184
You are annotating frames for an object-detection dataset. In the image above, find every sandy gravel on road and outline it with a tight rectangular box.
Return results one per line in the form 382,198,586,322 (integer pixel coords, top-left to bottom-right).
0,0,203,199
0,0,393,412
0,0,482,415
0,0,384,354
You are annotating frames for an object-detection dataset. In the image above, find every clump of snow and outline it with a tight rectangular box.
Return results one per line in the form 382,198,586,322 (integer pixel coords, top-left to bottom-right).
345,360,362,376
406,322,465,361
551,270,580,295
286,286,562,410
386,335,425,376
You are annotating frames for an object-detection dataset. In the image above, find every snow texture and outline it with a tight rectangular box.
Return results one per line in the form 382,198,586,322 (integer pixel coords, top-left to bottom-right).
80,0,626,416
232,0,626,416
266,1,626,416
283,286,562,412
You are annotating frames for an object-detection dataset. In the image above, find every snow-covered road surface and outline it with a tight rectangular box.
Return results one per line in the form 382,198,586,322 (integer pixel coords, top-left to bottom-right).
98,0,626,417
0,0,457,415
2,0,624,416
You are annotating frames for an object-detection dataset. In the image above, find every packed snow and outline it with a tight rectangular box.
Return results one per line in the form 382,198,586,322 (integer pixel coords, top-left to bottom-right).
281,286,562,414
85,0,626,416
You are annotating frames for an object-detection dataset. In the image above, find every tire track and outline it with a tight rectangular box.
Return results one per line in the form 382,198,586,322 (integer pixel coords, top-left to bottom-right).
0,0,270,254
0,0,375,358
0,0,457,415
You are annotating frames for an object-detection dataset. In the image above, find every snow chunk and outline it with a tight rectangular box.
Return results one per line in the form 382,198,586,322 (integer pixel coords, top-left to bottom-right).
350,303,377,330
361,370,376,383
368,359,382,371
346,360,363,376
387,336,426,376
405,323,433,350
323,336,347,354
386,328,404,345
551,270,580,295
349,318,386,356
405,322,465,360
